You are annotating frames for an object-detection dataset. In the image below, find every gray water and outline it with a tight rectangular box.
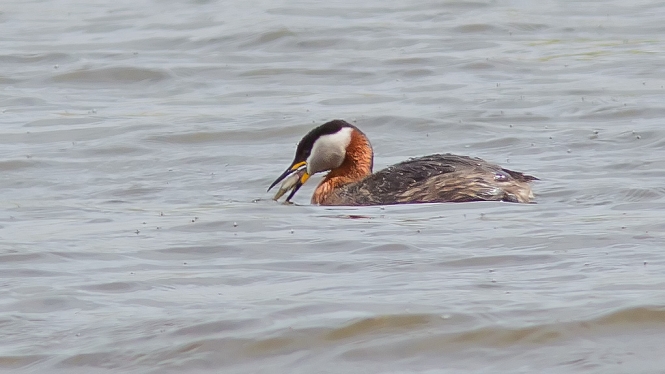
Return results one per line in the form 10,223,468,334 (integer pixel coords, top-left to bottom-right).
2,0,665,373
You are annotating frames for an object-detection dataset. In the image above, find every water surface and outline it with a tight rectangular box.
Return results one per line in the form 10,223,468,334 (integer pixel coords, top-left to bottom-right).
2,0,665,372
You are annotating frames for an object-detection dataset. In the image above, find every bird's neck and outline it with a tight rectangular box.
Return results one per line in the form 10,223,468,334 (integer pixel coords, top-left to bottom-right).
312,129,373,205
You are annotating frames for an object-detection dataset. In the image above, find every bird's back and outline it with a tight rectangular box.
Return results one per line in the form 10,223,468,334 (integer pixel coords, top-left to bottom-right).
320,154,537,206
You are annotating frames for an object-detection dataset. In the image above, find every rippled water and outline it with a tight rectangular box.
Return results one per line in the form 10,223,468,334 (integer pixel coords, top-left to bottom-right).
3,0,665,372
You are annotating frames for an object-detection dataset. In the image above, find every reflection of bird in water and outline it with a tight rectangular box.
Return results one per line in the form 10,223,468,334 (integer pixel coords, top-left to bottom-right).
269,120,538,206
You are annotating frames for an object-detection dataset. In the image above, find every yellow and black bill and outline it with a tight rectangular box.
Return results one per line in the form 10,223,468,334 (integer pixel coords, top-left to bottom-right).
268,161,311,202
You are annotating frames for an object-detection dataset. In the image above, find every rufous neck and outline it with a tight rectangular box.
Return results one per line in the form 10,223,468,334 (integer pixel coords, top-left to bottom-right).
312,128,373,204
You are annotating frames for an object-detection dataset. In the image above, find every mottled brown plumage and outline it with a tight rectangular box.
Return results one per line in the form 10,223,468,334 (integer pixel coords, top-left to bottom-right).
268,120,538,206
314,154,537,205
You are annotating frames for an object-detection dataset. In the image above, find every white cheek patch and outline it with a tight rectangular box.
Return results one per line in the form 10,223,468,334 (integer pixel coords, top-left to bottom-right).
307,127,353,174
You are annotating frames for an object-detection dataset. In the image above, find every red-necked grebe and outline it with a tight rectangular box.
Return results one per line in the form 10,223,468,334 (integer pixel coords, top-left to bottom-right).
268,120,538,206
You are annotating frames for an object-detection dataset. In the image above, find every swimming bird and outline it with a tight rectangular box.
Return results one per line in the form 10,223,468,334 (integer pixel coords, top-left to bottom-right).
268,120,537,206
